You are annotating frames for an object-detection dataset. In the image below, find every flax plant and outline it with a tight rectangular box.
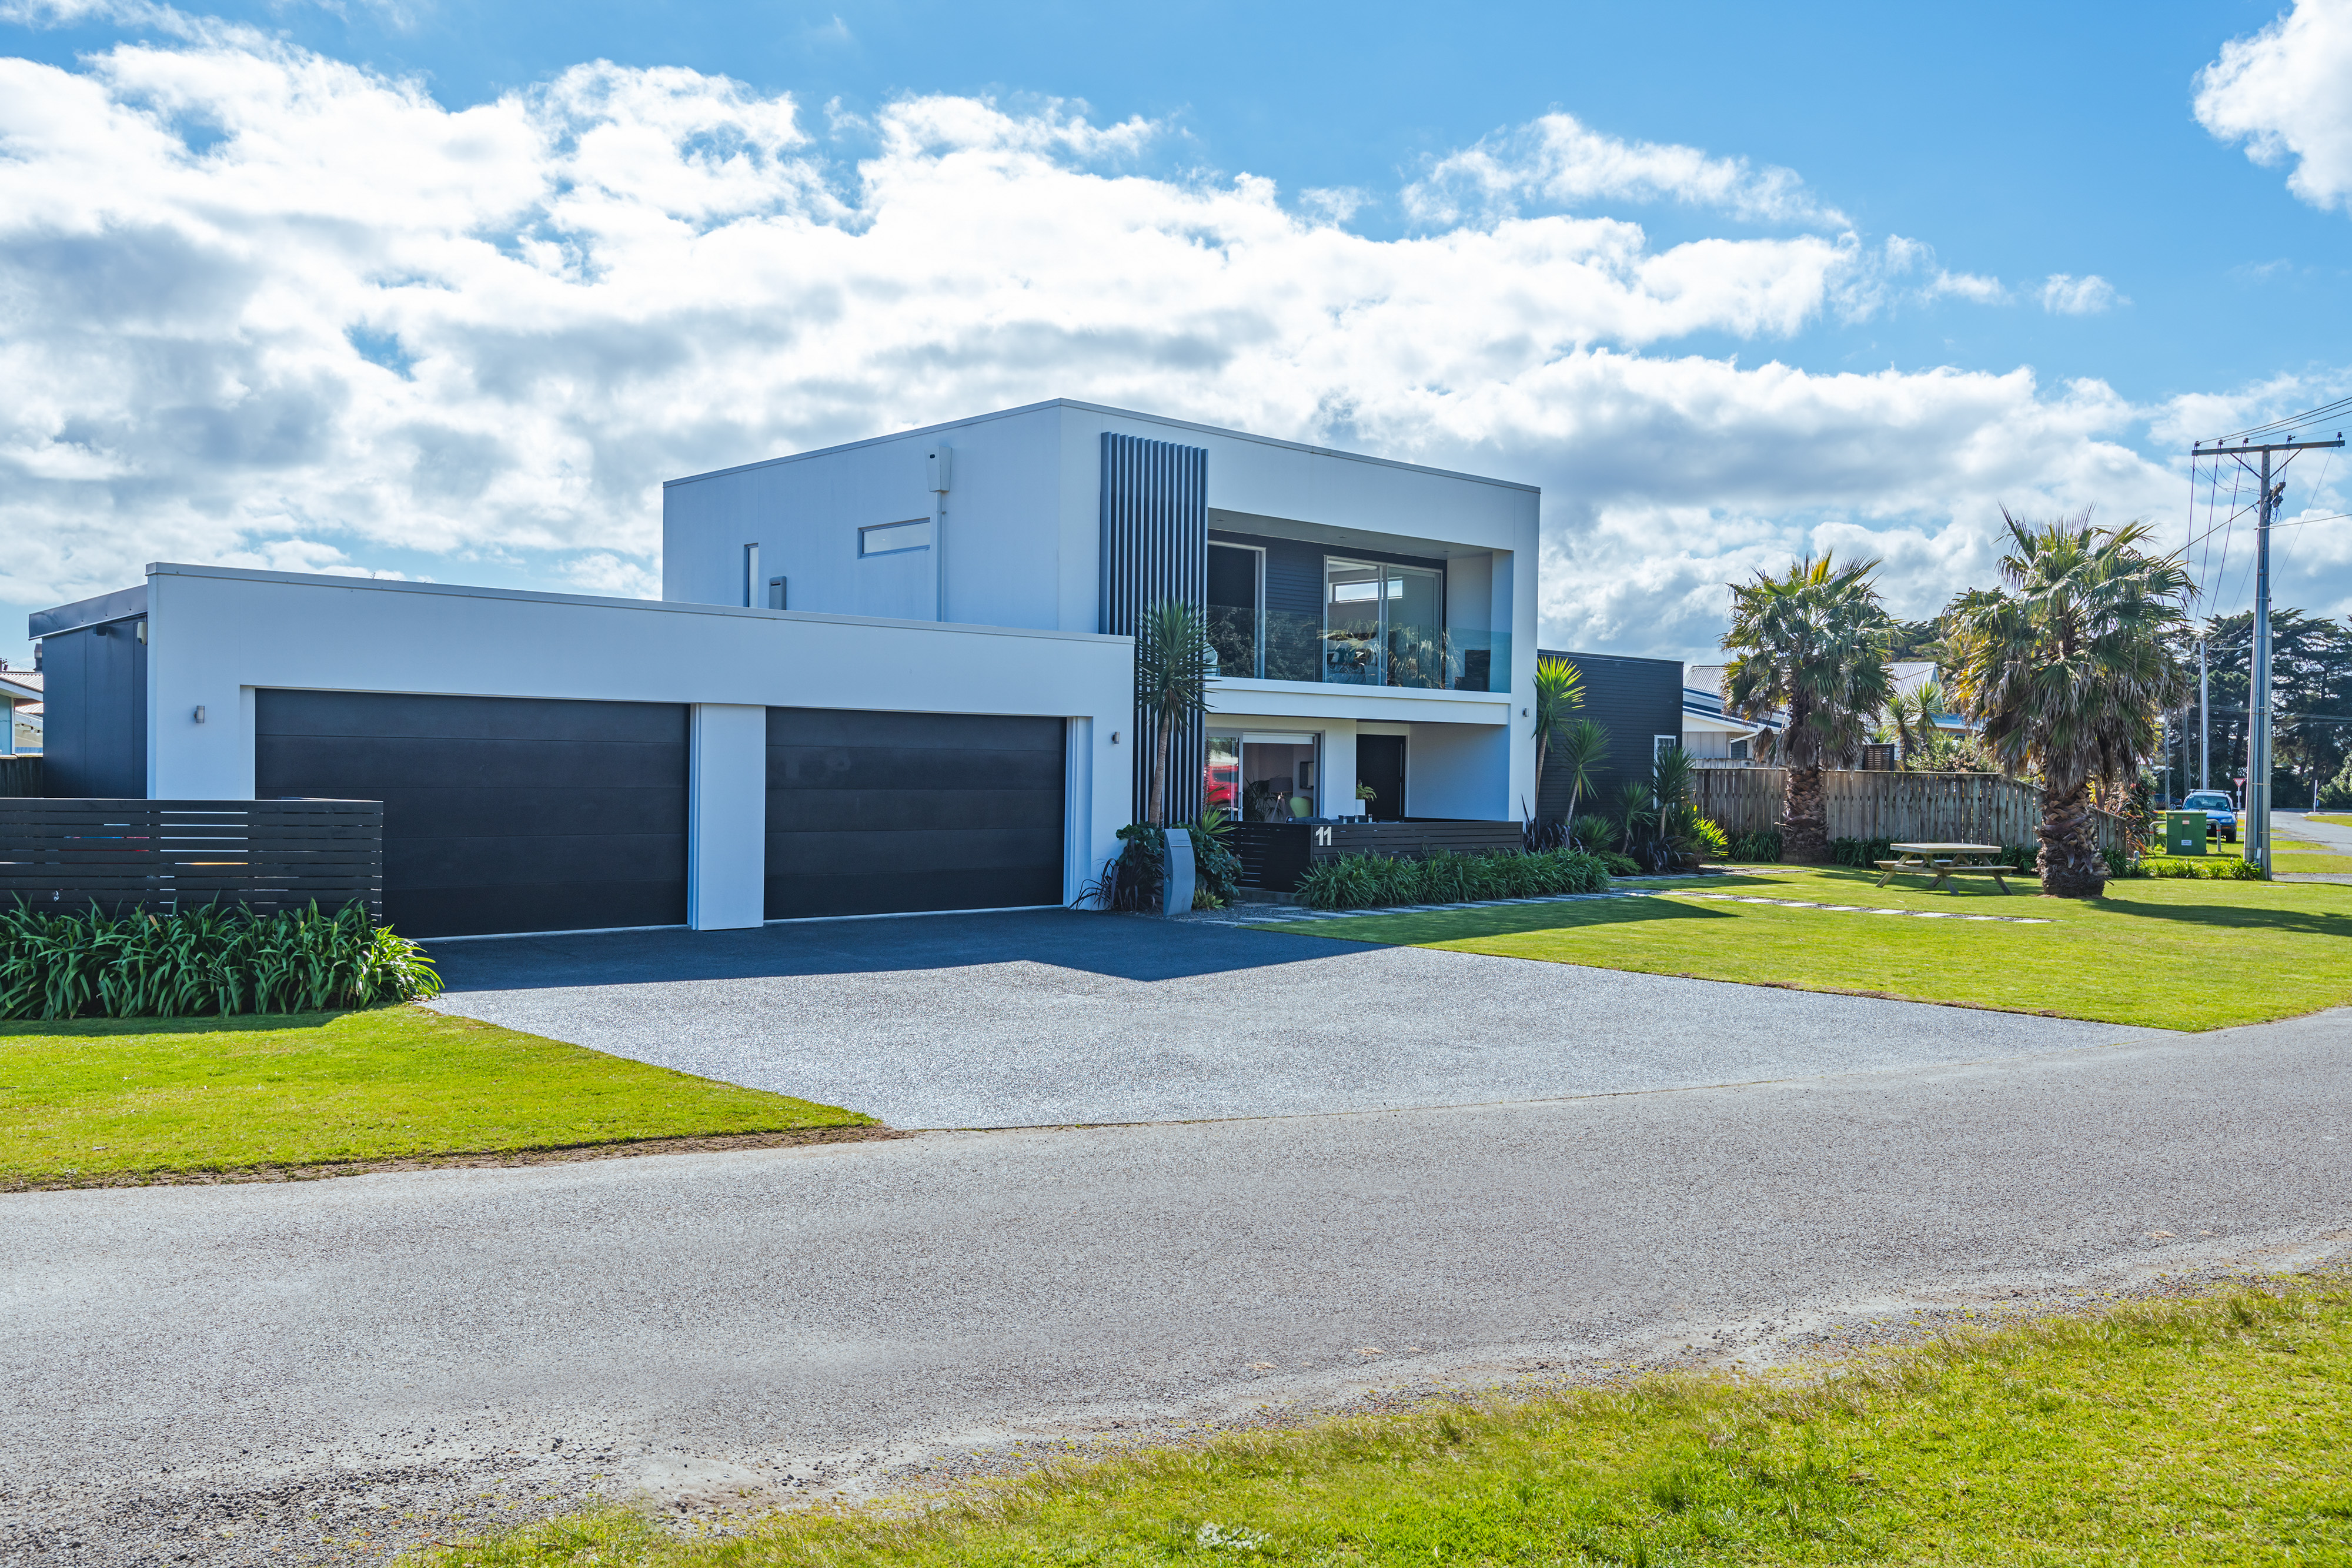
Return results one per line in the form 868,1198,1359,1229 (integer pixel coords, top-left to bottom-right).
0,900,440,1021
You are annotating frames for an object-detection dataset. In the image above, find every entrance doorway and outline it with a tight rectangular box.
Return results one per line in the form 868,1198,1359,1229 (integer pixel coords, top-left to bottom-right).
1356,734,1406,820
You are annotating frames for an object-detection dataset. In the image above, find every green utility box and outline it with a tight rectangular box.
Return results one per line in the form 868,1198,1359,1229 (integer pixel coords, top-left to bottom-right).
2163,811,2209,856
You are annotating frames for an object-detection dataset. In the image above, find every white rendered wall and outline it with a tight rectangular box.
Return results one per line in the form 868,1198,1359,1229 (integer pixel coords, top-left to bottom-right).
689,704,766,930
141,564,1134,912
663,404,1073,630
1406,721,1515,821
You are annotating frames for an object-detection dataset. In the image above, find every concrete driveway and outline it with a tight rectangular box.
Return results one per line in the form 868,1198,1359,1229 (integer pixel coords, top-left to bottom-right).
423,908,2164,1126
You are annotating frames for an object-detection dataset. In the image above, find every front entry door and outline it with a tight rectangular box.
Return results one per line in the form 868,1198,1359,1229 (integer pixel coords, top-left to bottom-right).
1356,735,1406,820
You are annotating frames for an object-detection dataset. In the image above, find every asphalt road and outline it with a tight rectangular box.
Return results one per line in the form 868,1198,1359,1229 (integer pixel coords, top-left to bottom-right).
8,1004,2348,1566
422,909,2163,1126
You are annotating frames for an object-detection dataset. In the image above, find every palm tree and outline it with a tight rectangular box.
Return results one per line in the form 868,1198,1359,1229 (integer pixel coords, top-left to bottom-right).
1549,717,1611,825
1531,656,1587,800
1722,554,1895,863
1134,599,1214,827
1886,680,1946,767
1942,510,2194,897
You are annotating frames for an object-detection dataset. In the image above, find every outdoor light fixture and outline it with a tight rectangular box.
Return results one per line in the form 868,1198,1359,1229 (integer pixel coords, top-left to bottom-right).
193,706,206,724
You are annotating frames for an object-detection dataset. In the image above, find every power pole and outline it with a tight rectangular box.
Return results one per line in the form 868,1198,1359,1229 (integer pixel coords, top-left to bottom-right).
2190,433,2343,875
2197,633,2209,791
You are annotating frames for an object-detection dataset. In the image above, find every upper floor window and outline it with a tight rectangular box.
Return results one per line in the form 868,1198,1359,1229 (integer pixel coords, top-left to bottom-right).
1324,558,1444,688
1207,543,1262,678
860,519,931,556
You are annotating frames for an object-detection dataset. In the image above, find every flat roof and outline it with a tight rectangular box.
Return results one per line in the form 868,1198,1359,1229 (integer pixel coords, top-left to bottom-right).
32,565,1127,647
663,398,1541,495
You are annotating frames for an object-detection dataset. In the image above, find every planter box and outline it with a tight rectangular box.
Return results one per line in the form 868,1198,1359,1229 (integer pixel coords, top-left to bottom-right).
1230,817,1524,892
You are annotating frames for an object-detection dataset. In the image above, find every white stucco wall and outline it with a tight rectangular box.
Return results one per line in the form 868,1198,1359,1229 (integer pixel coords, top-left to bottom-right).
140,564,1134,922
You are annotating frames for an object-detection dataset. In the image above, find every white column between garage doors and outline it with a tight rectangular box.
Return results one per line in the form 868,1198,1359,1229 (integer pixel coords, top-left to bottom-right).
689,703,767,931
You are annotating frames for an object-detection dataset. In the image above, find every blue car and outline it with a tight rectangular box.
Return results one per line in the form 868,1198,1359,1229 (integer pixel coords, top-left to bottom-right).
2181,790,2239,844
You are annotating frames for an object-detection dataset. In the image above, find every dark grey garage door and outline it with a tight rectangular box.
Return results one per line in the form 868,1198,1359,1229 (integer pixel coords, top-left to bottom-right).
255,691,688,938
766,708,1065,919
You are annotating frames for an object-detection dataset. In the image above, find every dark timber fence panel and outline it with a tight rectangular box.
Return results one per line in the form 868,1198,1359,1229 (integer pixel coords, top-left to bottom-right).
0,756,40,797
1234,817,1525,891
1101,432,1208,825
1689,768,2127,854
0,798,383,918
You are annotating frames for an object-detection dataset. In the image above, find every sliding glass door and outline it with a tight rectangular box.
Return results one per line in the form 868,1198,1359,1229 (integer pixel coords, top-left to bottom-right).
1324,558,1445,688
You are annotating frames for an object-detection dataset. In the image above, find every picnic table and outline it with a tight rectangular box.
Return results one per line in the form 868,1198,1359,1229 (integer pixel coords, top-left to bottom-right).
1874,842,2014,894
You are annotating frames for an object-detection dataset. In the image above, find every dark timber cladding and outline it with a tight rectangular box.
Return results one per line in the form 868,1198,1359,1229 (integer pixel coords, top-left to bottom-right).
26,584,150,800
254,691,688,938
1534,649,1685,822
764,708,1065,918
1101,432,1208,823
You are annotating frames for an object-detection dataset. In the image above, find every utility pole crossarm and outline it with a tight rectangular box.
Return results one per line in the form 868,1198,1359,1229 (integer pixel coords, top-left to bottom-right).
2192,439,2344,453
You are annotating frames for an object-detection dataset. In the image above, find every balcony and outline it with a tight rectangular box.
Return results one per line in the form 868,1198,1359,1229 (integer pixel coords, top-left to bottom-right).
1207,607,1509,694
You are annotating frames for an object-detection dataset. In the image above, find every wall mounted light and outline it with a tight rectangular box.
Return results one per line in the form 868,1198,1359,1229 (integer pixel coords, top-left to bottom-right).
1110,730,1121,744
193,706,206,724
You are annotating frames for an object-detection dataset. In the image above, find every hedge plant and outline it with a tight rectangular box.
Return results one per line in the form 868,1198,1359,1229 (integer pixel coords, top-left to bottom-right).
0,900,442,1021
1294,847,1611,912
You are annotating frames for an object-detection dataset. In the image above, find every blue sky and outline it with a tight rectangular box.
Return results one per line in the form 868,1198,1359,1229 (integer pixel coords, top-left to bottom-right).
4,0,2348,666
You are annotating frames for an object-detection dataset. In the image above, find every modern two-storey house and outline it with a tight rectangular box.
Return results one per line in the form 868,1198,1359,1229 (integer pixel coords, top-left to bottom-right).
26,401,1539,938
662,401,1539,831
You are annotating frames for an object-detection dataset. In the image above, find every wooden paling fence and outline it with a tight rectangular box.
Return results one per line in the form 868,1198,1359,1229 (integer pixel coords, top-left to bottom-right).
0,798,383,918
1690,768,2127,854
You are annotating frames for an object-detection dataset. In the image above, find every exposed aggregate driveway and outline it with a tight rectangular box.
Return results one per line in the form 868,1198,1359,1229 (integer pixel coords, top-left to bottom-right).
421,908,2167,1126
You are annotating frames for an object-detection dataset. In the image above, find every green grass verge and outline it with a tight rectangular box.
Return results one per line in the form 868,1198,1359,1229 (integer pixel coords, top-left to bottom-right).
2272,841,2352,875
1251,868,2352,1030
0,1005,873,1185
410,1277,2352,1566
2303,813,2352,830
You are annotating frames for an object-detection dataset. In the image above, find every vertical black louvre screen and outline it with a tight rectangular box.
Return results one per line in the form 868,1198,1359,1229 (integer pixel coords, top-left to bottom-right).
1100,432,1209,824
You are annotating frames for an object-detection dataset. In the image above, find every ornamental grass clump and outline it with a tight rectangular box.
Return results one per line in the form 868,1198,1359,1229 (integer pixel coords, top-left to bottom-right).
1294,848,1609,911
0,900,440,1021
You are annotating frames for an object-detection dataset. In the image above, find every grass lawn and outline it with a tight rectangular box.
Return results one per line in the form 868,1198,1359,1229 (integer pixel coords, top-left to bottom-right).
413,1276,2352,1567
2304,813,2352,830
2272,840,2352,875
1251,867,2352,1031
0,1005,873,1187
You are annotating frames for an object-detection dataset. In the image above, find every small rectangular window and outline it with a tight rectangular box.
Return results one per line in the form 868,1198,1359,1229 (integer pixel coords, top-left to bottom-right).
860,519,931,556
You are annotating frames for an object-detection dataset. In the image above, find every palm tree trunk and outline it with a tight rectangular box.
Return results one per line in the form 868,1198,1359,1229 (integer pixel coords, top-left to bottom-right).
1781,763,1830,863
1151,707,1173,826
2038,777,2106,897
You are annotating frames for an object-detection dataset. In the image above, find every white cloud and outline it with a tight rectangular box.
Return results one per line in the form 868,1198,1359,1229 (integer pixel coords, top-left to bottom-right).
0,30,2264,656
2196,0,2352,211
2039,273,2122,315
1404,111,1845,228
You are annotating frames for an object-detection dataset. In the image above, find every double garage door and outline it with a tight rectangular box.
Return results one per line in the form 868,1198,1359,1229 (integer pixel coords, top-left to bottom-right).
256,691,1064,937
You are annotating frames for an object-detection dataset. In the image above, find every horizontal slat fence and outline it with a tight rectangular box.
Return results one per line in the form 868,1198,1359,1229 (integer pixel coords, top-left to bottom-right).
0,798,383,918
1690,769,2126,854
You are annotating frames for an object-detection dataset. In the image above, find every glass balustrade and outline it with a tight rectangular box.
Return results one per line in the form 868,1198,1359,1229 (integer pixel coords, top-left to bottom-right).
1234,609,1506,693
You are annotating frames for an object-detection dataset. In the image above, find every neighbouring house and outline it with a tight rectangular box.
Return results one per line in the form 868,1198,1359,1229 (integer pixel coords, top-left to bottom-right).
29,400,1539,937
1680,663,1776,764
1532,650,1684,820
0,666,38,755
